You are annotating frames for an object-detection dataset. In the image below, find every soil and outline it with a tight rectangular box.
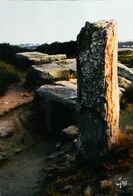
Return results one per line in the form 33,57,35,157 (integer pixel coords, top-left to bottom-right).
0,140,56,196
0,82,56,195
0,82,133,195
37,104,133,196
0,82,33,116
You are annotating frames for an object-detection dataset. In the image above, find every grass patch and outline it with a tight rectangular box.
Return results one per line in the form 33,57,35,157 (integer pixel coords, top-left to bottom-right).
0,61,20,95
118,50,133,67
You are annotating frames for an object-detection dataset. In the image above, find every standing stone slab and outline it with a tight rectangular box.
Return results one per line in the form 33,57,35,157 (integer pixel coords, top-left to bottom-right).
77,20,119,160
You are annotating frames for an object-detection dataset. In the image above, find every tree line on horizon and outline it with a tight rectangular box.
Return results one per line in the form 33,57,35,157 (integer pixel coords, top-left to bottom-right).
36,41,77,58
0,41,133,66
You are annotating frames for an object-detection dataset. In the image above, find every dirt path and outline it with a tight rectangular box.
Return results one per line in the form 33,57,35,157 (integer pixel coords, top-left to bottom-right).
0,82,56,195
0,83,33,116
0,140,56,196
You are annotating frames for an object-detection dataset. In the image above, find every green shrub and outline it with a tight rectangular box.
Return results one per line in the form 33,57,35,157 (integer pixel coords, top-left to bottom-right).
118,51,133,67
0,61,20,95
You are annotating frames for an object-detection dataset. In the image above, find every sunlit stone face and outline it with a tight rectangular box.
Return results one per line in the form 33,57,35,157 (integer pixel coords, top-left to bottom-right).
77,20,119,161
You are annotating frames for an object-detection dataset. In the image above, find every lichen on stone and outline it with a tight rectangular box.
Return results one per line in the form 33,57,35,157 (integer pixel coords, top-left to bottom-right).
77,20,119,161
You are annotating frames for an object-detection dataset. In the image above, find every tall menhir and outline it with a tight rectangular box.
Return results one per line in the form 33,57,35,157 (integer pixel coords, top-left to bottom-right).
77,20,119,161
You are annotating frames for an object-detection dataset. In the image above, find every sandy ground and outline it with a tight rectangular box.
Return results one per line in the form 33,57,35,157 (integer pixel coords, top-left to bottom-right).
0,83,33,115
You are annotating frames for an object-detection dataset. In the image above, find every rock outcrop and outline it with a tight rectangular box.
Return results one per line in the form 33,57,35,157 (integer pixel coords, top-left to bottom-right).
16,52,66,65
34,80,77,136
25,63,74,87
118,62,133,81
26,58,133,90
77,20,119,160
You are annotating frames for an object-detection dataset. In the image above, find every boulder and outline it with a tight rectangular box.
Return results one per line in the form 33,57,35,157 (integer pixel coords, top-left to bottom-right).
25,63,72,88
34,81,77,137
25,54,133,89
118,62,133,81
37,82,77,108
56,58,76,66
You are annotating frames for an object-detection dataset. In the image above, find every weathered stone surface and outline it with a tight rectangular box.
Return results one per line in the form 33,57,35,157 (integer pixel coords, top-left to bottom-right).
16,52,66,65
37,83,77,108
61,63,77,76
55,80,77,91
34,82,77,136
25,54,133,89
56,58,76,66
118,62,133,81
77,20,119,160
68,78,77,85
32,63,70,80
118,76,132,89
25,63,72,88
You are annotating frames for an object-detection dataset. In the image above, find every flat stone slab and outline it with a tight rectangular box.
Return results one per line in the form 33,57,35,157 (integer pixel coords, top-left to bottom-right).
61,63,77,76
57,62,133,82
26,63,75,87
55,80,77,90
118,62,133,81
16,52,66,64
32,63,70,79
36,77,127,110
37,82,77,109
35,81,78,136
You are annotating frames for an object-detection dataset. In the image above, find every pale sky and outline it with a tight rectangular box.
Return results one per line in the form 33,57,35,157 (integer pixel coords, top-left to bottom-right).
0,0,133,44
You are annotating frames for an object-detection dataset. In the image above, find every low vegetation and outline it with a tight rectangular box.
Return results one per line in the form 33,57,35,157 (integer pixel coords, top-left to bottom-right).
118,50,133,67
36,41,77,58
0,61,20,95
0,43,32,64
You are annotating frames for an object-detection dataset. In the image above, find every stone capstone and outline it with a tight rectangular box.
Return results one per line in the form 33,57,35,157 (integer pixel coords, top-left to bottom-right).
37,82,77,109
34,81,77,137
